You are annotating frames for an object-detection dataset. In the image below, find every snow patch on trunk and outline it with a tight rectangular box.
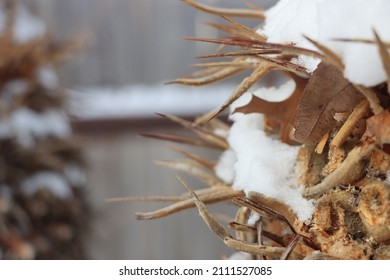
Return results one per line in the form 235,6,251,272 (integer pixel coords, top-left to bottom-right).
0,108,70,147
228,114,314,221
21,171,72,199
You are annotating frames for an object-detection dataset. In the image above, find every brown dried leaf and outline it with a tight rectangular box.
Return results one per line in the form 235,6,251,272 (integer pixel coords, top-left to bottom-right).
366,109,390,145
234,75,307,143
293,63,364,145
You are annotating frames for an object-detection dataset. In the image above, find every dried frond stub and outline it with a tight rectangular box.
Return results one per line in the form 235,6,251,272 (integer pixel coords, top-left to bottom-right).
358,181,390,243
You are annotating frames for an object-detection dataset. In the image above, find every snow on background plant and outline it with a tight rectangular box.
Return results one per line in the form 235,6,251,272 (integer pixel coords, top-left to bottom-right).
0,2,89,259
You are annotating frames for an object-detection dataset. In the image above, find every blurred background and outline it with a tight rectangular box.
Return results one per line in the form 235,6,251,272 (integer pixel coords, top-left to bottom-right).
8,0,277,259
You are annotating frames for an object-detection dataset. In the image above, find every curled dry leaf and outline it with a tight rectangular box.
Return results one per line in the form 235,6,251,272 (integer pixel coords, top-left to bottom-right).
234,75,307,143
293,63,364,145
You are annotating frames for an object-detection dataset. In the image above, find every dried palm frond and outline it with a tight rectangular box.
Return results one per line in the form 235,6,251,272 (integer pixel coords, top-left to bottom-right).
132,0,390,260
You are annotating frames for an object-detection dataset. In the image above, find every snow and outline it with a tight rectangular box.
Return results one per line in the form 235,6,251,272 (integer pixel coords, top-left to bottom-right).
262,0,390,87
228,113,314,221
228,252,253,260
64,164,86,187
212,79,315,221
213,128,229,138
214,149,236,184
0,80,29,108
263,0,322,73
37,66,58,90
0,3,45,42
247,212,260,226
20,171,72,199
0,108,71,147
68,85,234,120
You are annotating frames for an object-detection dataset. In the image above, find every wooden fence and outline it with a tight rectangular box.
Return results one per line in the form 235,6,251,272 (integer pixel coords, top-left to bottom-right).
26,0,276,87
